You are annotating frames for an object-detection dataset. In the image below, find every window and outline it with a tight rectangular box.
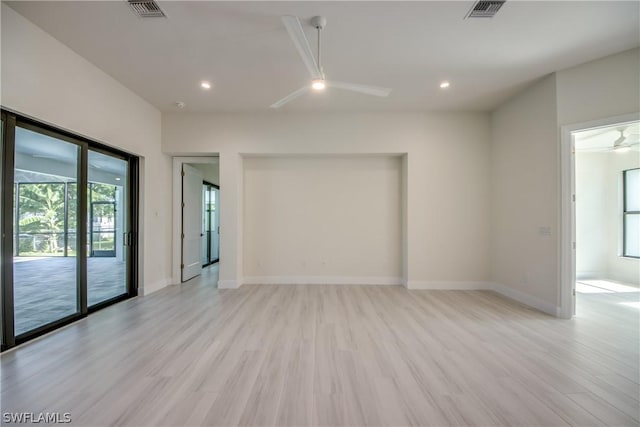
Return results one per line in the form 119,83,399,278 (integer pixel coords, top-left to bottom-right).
623,168,639,258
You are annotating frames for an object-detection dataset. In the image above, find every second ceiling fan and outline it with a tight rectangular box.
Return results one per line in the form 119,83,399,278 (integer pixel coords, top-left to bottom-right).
270,15,392,108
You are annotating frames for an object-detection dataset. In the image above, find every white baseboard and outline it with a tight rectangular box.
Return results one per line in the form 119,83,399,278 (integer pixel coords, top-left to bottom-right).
218,276,560,317
218,279,241,289
140,277,172,296
576,272,604,281
489,282,560,317
242,276,403,286
405,281,492,290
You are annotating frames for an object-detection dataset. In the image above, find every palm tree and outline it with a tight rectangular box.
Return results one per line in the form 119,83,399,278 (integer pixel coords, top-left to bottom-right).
18,183,66,254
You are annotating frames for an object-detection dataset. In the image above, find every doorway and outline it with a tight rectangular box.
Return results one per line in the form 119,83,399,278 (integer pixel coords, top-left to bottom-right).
172,157,219,284
561,116,640,318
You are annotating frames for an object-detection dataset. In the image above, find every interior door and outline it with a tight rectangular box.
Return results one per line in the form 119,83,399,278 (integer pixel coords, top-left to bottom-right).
182,164,203,281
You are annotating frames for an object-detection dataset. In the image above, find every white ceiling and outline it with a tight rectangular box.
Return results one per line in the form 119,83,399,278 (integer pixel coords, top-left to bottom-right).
6,1,640,113
574,121,640,152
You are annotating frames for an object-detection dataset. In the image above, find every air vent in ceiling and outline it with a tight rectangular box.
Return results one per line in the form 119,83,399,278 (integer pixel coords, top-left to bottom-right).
465,1,506,18
128,0,165,18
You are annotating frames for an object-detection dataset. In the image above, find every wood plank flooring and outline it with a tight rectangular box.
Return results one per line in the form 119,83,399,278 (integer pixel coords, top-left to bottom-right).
1,269,638,426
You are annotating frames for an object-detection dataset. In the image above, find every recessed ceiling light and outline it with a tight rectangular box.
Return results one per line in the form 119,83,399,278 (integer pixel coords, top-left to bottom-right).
439,81,451,89
201,81,212,90
311,79,326,91
115,177,121,181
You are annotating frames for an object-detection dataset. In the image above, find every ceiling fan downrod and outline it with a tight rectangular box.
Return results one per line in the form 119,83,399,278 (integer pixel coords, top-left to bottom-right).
311,16,327,78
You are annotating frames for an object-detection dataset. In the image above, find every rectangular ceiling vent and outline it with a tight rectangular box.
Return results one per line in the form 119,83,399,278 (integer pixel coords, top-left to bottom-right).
465,1,506,18
128,0,166,18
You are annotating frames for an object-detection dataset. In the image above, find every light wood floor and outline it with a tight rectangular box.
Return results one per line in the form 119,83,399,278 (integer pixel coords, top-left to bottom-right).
1,268,639,426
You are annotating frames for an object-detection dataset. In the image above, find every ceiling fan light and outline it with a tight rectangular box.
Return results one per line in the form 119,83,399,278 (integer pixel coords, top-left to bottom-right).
311,79,326,91
614,145,631,153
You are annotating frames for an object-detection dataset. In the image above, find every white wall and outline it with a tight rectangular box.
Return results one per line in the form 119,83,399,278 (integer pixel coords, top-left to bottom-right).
163,112,491,289
607,153,640,284
490,48,640,315
557,49,640,127
491,75,560,311
243,155,402,284
575,150,640,285
1,4,172,294
575,152,609,279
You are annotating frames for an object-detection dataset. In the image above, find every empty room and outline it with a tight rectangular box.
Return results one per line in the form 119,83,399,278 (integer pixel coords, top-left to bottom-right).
1,1,639,426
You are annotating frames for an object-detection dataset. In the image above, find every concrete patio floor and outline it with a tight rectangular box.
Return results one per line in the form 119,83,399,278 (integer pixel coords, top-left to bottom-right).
13,257,126,335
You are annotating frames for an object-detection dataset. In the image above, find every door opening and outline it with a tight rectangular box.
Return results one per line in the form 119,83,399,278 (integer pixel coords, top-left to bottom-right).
173,157,219,284
563,116,640,318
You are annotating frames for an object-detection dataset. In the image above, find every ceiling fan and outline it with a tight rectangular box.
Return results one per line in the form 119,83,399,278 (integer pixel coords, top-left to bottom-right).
577,128,640,153
270,15,392,108
611,129,638,151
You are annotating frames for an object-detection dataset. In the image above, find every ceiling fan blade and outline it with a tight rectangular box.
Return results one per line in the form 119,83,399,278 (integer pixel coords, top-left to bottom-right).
282,15,322,80
270,86,310,109
576,147,613,152
327,81,392,97
613,135,627,147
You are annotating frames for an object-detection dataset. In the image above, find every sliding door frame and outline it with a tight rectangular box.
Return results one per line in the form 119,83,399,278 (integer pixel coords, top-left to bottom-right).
1,112,16,350
86,145,139,313
0,110,139,350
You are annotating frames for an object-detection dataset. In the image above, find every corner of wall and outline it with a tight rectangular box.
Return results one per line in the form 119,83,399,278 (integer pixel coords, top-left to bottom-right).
489,73,561,312
139,277,173,296
489,282,561,317
218,279,241,289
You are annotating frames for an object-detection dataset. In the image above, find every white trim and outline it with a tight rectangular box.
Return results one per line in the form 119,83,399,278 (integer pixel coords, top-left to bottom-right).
490,283,560,317
218,279,241,289
405,281,491,290
242,276,403,285
172,156,219,285
559,112,640,319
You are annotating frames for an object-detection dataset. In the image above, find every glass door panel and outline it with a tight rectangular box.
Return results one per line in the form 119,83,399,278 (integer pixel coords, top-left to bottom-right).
87,151,127,307
202,185,209,266
210,187,219,262
201,183,219,266
13,126,79,336
91,201,116,257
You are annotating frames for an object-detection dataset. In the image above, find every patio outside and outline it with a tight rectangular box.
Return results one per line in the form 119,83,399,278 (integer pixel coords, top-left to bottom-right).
14,257,126,335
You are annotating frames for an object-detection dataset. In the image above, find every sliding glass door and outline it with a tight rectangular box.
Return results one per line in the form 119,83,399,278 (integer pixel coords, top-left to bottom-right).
0,111,138,349
13,125,81,336
87,150,129,307
1,114,5,348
